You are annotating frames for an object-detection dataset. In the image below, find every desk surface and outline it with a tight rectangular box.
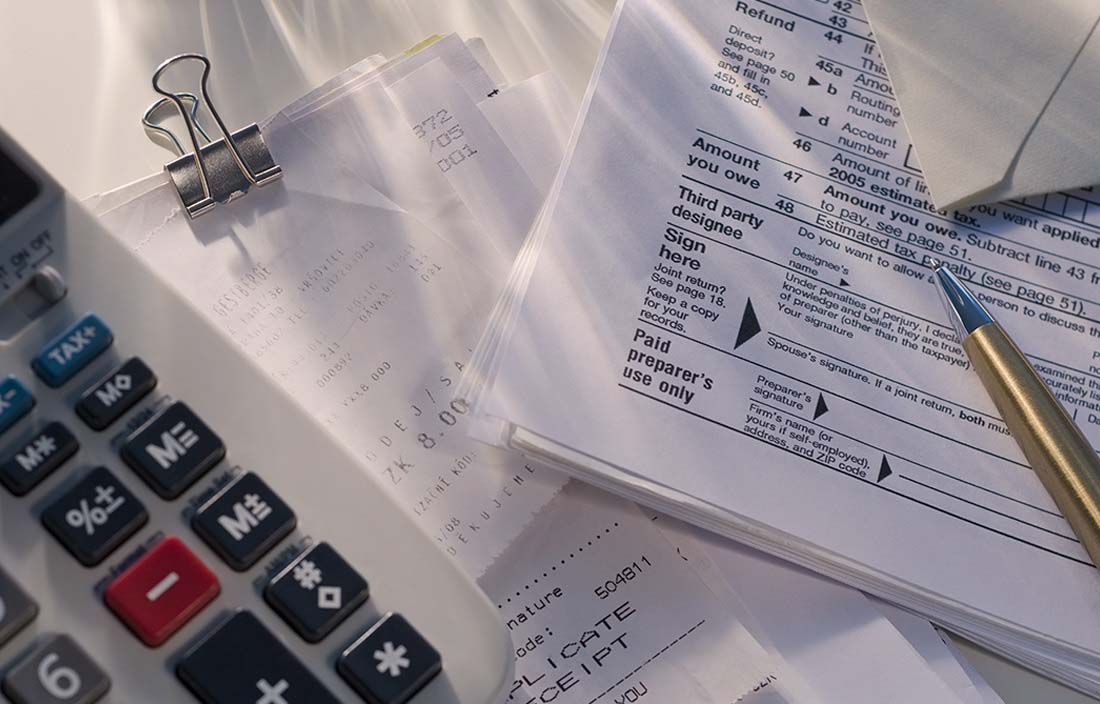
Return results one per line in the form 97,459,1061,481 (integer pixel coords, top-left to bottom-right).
0,2,1094,702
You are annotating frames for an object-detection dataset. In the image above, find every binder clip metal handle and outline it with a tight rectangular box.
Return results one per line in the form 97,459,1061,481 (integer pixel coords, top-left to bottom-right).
142,92,212,156
150,53,282,218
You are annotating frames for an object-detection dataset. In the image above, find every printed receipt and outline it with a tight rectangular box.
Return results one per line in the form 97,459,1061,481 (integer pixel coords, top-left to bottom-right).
483,0,1100,654
480,483,777,704
99,113,562,576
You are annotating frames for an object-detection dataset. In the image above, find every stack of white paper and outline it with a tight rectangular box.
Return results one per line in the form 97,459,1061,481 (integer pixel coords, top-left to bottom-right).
88,28,1009,703
462,0,1100,696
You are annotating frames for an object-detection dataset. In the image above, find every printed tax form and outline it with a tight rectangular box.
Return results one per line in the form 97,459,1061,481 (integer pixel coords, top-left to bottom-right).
473,0,1100,690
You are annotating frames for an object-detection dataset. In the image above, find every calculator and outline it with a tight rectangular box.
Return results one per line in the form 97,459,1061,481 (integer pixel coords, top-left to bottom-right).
0,128,512,703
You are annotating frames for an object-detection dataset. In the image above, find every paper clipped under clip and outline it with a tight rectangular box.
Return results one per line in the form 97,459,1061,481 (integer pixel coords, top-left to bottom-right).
145,53,282,218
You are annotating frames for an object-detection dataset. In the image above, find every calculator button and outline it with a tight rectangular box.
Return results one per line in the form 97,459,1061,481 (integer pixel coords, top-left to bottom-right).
191,472,296,571
0,566,37,648
0,376,35,435
338,613,442,704
265,542,369,642
121,401,225,499
104,536,220,647
177,610,341,704
0,422,79,496
1,634,110,704
41,467,148,566
75,357,157,431
31,313,113,388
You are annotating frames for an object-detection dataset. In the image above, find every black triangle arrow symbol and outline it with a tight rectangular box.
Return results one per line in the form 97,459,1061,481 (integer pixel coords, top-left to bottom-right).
840,278,850,287
808,76,821,86
877,456,893,483
813,394,829,420
799,107,813,117
734,299,762,349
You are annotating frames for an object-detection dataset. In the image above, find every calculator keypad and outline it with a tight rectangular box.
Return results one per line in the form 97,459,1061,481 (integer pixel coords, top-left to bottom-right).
75,357,157,431
121,401,225,499
265,542,369,642
0,566,37,648
0,421,79,496
177,611,342,704
2,310,446,702
104,537,220,647
192,472,297,571
1,635,110,704
40,466,148,566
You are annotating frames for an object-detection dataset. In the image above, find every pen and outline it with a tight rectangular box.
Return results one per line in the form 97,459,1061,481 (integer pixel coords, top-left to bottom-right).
929,258,1100,567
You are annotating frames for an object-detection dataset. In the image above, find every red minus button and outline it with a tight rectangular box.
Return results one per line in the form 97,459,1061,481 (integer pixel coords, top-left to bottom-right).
105,536,220,647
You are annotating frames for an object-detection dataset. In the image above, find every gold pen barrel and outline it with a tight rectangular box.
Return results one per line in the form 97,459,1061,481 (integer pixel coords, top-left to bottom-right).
965,323,1100,567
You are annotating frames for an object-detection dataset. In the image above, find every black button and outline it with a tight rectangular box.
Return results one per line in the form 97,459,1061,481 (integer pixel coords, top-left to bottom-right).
41,467,148,566
2,635,111,704
0,422,79,496
76,357,157,431
121,402,225,499
177,610,341,704
338,613,442,704
265,542,369,642
191,472,296,571
0,566,37,648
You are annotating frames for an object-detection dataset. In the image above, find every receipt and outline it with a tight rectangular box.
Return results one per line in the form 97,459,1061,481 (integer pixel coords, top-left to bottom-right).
96,37,591,579
386,58,542,259
480,483,777,704
98,113,563,576
285,36,516,279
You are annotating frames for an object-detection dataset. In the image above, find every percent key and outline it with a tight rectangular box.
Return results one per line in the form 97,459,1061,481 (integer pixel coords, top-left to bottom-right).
42,466,148,566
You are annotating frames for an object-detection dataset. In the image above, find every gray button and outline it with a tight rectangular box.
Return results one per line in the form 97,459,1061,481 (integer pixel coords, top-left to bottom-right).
0,566,37,647
2,635,110,704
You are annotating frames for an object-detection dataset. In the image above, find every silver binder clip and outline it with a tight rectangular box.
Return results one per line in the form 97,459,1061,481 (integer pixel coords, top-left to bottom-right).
150,53,282,218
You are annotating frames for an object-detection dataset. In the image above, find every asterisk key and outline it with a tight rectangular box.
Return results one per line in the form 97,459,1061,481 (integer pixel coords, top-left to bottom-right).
374,642,410,677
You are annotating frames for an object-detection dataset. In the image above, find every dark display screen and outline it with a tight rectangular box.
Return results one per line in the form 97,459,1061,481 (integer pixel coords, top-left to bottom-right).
0,145,39,227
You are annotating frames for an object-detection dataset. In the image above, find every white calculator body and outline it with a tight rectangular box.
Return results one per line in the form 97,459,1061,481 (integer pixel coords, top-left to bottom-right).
0,128,512,704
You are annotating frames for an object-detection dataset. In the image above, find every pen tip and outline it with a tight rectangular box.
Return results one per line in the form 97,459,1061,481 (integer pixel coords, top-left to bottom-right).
926,257,944,271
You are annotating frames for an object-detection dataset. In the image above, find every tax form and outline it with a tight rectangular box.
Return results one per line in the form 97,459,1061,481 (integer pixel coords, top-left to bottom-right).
476,0,1100,684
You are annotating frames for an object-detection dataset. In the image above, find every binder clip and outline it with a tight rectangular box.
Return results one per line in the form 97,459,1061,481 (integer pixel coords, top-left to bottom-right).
146,53,282,218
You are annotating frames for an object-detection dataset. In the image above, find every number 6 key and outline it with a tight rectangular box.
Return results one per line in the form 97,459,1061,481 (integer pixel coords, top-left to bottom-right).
1,634,110,704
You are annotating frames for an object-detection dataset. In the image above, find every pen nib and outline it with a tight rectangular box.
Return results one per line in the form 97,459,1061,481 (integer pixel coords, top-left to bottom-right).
931,259,993,339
